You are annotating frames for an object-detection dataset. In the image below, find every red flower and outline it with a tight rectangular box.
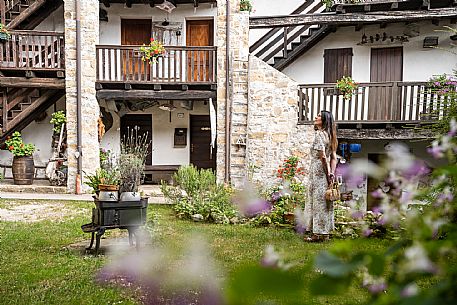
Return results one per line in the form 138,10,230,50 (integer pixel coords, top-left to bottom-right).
150,38,154,42
9,145,14,151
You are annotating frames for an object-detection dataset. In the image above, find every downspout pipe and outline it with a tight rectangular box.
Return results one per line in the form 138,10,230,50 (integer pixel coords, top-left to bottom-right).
224,0,231,183
75,0,82,194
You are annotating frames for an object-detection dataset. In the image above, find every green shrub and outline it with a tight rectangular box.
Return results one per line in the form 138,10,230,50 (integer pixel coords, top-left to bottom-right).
161,165,237,223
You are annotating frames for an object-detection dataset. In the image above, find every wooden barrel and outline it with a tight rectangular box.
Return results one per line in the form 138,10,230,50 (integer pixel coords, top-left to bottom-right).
12,156,35,185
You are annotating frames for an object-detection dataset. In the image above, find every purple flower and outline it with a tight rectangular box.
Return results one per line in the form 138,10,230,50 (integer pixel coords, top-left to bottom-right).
372,207,382,215
401,283,418,297
351,211,364,220
270,191,281,202
371,189,384,199
437,192,453,204
427,145,444,159
367,282,387,294
401,160,430,180
363,228,373,237
241,198,272,217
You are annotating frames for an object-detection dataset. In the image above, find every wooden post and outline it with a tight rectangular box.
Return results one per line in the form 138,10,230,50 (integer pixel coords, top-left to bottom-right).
1,90,8,133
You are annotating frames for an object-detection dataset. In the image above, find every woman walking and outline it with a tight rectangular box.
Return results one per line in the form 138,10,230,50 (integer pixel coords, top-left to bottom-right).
304,110,338,242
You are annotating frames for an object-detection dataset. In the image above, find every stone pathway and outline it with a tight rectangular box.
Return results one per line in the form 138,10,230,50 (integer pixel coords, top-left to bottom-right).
0,200,87,222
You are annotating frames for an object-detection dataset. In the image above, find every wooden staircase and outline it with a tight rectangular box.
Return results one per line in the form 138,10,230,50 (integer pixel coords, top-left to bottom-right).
0,87,64,141
1,0,63,30
249,0,329,71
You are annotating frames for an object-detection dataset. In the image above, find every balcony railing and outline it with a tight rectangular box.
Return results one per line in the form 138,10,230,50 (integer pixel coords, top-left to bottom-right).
0,31,65,70
298,81,451,124
96,45,217,84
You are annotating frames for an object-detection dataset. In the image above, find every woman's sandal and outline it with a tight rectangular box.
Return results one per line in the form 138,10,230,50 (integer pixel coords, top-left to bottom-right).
304,235,322,242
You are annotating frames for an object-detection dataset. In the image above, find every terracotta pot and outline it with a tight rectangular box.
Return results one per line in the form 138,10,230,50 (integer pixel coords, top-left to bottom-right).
12,155,35,185
99,184,119,191
284,212,295,224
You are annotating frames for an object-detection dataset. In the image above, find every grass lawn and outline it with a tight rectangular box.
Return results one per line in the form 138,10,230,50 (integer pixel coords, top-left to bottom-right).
0,199,395,305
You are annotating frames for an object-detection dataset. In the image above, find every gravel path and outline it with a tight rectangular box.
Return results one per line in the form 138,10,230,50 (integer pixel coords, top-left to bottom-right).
0,200,86,222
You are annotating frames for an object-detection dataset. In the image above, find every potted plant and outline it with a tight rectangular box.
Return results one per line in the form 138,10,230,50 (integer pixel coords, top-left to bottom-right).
0,23,10,42
5,131,36,185
85,168,120,201
240,0,253,12
119,128,151,201
336,76,358,101
139,38,166,65
50,111,66,135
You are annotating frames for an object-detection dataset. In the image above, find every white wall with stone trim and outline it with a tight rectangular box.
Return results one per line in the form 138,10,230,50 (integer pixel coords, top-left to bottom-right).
282,21,457,84
64,0,100,193
99,3,217,45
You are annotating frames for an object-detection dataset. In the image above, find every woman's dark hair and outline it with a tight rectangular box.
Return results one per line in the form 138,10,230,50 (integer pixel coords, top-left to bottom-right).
321,110,338,152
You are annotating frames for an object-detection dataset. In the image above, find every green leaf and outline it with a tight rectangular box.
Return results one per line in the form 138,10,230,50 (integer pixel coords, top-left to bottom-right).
227,265,304,304
309,274,352,295
366,253,386,277
314,251,364,277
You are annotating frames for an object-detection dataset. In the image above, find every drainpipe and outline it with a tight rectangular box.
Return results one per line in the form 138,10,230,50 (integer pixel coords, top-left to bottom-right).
75,0,82,194
224,0,231,183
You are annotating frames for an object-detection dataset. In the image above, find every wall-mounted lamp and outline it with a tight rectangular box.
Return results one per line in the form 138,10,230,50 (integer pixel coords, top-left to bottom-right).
423,36,439,48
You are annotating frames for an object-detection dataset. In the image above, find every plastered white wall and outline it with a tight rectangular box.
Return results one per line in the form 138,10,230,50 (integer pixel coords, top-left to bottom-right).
283,22,457,83
0,98,65,171
34,5,64,31
99,3,217,45
100,101,210,165
248,0,323,45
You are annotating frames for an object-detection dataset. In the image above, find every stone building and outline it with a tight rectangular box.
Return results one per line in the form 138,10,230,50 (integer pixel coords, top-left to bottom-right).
0,0,456,209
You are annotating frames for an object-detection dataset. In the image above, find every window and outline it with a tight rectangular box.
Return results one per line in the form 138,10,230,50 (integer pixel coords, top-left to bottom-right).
323,48,353,83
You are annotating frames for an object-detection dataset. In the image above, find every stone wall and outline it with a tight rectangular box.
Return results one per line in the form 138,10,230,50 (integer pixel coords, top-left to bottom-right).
216,0,315,188
247,56,315,188
64,0,100,193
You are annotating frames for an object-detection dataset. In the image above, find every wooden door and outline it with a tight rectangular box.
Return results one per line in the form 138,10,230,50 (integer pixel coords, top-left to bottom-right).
369,47,403,121
120,114,153,166
121,19,152,81
190,115,216,170
186,20,213,82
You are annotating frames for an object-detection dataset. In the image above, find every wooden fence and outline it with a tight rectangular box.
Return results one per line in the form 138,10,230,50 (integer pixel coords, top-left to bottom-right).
96,45,217,83
298,81,451,124
0,30,65,70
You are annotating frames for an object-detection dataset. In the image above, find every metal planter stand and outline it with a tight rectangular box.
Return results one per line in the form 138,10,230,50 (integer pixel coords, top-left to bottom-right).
81,197,149,254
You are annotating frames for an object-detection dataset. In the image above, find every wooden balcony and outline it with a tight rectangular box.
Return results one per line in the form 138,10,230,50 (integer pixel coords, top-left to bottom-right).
0,31,65,73
298,81,449,126
96,45,217,91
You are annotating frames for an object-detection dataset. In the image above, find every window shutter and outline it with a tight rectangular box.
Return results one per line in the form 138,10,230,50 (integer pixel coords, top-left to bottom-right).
324,48,353,83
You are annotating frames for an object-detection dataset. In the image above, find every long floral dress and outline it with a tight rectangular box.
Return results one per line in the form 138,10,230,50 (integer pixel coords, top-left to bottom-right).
304,129,334,234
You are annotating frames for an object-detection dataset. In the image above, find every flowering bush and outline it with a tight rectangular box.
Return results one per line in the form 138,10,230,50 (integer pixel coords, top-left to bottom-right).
240,0,253,12
276,156,305,181
423,72,457,135
336,76,358,101
428,74,457,95
0,23,10,41
139,38,166,64
5,131,35,157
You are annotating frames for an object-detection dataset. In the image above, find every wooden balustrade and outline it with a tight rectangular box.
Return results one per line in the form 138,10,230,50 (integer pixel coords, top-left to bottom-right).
298,81,450,124
96,45,217,84
0,30,65,70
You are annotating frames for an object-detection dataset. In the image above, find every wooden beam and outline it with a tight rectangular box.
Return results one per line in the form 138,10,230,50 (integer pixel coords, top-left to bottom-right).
149,0,155,7
6,0,46,29
126,0,132,8
338,128,433,140
102,0,110,7
0,77,65,89
96,90,217,101
249,8,457,28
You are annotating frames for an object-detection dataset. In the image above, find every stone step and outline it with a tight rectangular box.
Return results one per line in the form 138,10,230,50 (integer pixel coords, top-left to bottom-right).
0,180,170,204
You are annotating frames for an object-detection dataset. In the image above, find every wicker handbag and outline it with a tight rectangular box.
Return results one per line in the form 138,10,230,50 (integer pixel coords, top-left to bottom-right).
324,182,340,202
